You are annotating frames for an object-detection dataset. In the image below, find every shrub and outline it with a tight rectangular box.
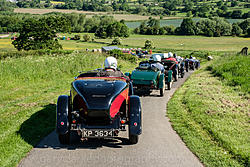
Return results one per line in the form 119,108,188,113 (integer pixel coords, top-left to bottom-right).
83,34,91,42
144,40,153,49
111,37,121,45
73,34,81,40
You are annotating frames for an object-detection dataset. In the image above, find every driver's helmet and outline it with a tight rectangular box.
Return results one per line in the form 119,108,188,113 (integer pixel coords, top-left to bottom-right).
163,53,169,59
104,56,117,70
152,54,161,62
173,53,177,58
177,56,182,60
168,52,173,58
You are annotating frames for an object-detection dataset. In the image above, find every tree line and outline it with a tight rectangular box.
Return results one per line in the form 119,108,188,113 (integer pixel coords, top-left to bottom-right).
134,17,250,37
0,12,129,39
1,13,129,51
1,11,249,38
1,0,249,19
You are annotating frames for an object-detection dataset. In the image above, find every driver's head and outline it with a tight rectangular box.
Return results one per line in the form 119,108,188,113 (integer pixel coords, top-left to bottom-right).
152,54,161,62
163,53,169,59
104,56,117,70
168,52,173,58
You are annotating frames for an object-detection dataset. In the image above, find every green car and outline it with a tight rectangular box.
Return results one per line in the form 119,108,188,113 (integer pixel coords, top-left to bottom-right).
126,61,165,96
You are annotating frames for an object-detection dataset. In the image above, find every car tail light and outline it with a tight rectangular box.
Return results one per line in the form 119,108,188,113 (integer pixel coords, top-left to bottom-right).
60,121,64,126
151,81,154,88
121,120,126,124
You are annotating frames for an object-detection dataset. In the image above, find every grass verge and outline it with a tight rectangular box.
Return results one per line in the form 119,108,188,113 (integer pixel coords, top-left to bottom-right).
167,61,250,167
208,54,250,94
0,51,137,167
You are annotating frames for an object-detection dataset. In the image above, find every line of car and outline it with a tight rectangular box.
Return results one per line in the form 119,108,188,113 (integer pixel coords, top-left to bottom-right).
55,53,200,145
126,53,200,97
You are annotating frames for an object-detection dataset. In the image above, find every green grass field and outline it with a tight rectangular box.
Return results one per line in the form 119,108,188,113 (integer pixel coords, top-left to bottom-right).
1,34,249,53
168,57,250,167
209,55,250,94
0,51,137,167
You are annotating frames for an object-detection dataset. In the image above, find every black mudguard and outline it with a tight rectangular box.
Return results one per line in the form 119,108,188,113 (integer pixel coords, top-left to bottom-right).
56,95,70,135
129,95,142,135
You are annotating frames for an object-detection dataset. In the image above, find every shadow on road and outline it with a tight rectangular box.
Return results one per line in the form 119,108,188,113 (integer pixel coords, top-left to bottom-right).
17,104,56,147
35,130,131,150
17,104,131,150
134,88,172,97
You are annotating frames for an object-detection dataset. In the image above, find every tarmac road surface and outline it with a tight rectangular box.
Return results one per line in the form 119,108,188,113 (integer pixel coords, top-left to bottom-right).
19,71,203,167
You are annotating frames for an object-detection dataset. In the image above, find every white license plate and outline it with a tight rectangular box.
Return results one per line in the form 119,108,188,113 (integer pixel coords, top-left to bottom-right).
82,130,114,138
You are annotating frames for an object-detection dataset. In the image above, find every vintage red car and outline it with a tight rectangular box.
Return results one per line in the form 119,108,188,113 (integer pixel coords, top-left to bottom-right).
56,69,142,145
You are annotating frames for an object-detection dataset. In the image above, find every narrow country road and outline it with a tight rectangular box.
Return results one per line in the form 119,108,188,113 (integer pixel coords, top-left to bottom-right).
19,71,203,167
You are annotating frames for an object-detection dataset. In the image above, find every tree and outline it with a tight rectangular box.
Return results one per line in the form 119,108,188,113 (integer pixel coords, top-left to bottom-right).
106,21,130,38
196,19,216,37
95,20,129,39
231,1,238,7
232,23,243,36
83,34,91,42
232,10,242,19
179,18,196,35
136,17,161,35
73,34,81,40
212,17,232,36
12,16,70,51
0,0,16,11
144,40,153,49
239,19,250,34
196,18,232,37
111,37,121,45
247,28,250,37
186,11,192,17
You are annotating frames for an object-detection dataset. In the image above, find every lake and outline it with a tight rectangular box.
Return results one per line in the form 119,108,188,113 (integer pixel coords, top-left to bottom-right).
125,18,244,29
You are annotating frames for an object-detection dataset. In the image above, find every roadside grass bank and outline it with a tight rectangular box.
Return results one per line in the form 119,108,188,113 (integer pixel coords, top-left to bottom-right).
167,60,250,166
208,54,250,94
0,51,137,167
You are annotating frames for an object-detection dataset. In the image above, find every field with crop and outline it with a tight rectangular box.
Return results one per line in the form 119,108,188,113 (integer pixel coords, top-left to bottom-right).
14,8,177,21
168,56,250,167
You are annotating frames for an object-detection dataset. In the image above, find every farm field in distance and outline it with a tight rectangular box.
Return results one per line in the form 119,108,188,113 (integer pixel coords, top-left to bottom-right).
1,34,249,52
14,8,179,21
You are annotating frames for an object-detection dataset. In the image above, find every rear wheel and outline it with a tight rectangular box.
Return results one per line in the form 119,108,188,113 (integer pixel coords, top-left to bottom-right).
181,73,184,78
160,88,164,96
167,82,171,90
160,79,165,96
58,131,70,145
129,133,139,144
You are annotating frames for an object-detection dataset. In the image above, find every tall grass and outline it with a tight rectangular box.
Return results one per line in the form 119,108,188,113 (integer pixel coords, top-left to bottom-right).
0,51,137,167
209,55,250,94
